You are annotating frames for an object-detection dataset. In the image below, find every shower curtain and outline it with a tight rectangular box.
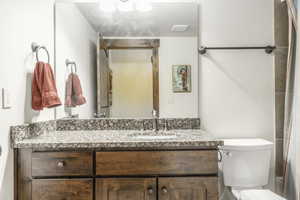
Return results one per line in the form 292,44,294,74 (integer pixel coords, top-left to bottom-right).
283,0,298,199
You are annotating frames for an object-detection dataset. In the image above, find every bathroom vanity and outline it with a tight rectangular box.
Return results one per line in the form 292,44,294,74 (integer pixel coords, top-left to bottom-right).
16,150,218,200
11,119,222,200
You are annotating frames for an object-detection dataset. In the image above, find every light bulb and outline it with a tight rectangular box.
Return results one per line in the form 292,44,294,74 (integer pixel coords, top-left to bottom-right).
136,0,152,12
118,0,134,12
99,0,116,12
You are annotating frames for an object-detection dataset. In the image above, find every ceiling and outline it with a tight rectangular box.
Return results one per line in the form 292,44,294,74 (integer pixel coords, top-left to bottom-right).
76,2,198,37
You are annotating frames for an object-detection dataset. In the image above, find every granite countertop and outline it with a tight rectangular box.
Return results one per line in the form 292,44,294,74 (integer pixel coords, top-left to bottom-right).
12,129,223,150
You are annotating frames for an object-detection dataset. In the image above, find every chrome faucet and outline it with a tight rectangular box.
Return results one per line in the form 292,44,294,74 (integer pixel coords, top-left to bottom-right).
152,110,159,132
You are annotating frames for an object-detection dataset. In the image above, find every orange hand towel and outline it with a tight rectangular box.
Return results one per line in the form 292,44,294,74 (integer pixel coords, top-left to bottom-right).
65,73,86,107
32,62,62,111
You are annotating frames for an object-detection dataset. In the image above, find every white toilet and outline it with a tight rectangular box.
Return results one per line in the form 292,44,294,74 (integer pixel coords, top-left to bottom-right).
220,138,286,200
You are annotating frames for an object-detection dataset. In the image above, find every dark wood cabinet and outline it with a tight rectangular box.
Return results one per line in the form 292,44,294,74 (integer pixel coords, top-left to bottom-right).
15,150,219,200
96,151,218,176
32,152,93,177
158,177,218,200
32,179,93,200
96,178,156,200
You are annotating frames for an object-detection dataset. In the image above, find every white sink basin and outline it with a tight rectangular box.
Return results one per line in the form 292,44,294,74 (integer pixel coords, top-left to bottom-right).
135,135,178,140
128,132,179,140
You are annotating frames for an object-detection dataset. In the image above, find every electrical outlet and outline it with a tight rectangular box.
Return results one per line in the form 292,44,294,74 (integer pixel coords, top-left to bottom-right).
2,88,11,109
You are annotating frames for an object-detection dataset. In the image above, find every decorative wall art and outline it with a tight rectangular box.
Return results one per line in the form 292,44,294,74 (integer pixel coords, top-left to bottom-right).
172,65,191,93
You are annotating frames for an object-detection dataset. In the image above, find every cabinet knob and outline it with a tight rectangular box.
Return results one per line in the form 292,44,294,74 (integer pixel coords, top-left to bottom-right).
161,186,168,194
57,161,65,168
147,187,154,195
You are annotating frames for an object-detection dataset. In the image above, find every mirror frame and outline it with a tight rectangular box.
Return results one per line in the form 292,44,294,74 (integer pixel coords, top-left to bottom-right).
97,38,160,117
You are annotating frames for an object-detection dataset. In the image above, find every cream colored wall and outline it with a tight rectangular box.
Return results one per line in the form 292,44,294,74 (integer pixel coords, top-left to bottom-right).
0,0,56,199
109,49,153,118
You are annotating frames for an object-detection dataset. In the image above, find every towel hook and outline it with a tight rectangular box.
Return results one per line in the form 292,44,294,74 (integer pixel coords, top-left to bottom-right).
65,59,77,73
31,42,50,63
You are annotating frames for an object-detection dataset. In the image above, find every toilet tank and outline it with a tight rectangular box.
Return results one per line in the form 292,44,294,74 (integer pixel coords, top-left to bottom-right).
220,138,273,188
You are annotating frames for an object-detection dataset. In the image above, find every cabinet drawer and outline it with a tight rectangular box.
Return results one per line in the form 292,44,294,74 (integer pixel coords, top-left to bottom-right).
32,152,93,177
96,151,218,176
32,179,93,200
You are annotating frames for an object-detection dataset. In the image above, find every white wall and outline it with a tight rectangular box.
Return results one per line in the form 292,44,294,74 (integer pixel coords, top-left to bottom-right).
198,0,275,196
0,0,56,199
55,3,97,119
110,49,153,118
159,37,199,118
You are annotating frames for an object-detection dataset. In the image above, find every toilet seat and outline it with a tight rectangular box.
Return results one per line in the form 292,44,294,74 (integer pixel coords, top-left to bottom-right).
233,189,286,200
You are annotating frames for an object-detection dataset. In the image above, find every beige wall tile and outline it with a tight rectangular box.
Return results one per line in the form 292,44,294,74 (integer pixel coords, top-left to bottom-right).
274,0,289,46
275,48,288,92
276,138,284,176
275,92,285,138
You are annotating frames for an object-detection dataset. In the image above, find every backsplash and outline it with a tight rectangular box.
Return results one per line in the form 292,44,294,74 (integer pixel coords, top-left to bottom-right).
56,118,200,131
11,118,201,144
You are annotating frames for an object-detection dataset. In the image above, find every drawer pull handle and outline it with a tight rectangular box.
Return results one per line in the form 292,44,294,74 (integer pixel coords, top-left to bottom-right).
147,187,154,195
57,161,65,168
161,187,168,194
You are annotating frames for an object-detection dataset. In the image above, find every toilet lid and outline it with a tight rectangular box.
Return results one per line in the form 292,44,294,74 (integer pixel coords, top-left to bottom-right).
240,190,286,200
220,138,273,151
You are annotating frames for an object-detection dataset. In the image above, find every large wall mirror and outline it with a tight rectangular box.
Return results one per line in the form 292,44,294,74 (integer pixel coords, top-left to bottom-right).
55,0,199,119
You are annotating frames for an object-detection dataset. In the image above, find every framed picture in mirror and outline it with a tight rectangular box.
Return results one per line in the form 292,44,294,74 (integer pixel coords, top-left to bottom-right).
172,65,191,93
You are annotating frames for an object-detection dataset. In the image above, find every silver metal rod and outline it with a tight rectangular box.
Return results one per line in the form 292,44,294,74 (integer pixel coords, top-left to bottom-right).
198,45,276,55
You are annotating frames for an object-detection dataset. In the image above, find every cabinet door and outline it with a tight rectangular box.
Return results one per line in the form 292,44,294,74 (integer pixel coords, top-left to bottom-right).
96,178,156,200
32,179,93,200
158,177,218,200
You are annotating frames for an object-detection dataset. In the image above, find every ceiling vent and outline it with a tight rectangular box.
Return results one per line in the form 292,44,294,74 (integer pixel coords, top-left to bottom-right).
171,25,190,32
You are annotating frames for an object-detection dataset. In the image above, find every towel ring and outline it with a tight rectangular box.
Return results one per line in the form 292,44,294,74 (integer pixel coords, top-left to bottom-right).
65,59,77,73
31,42,50,63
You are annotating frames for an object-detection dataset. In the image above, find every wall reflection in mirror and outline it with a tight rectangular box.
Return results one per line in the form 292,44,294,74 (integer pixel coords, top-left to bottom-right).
55,1,199,119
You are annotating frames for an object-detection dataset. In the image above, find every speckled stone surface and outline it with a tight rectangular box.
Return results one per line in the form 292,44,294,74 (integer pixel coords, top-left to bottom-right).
10,120,57,144
12,129,223,150
11,118,200,142
56,118,200,131
10,118,213,150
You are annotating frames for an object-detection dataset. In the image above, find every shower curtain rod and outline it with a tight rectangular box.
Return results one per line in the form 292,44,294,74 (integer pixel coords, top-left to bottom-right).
198,45,276,55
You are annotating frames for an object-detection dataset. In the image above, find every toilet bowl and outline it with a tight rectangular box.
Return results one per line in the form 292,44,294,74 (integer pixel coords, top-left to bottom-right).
220,138,286,200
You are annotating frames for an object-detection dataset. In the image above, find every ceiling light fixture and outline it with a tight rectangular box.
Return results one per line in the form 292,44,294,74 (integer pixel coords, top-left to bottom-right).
99,0,152,12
